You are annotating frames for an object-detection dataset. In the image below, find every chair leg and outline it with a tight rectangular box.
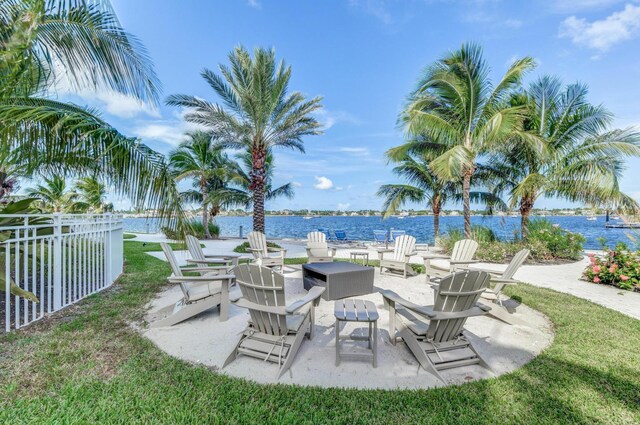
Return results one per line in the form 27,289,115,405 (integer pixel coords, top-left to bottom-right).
277,319,309,379
400,327,445,383
150,297,217,328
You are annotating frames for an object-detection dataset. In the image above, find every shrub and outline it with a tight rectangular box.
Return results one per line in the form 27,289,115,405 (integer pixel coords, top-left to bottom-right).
583,242,640,292
161,220,220,240
439,219,584,263
233,241,282,253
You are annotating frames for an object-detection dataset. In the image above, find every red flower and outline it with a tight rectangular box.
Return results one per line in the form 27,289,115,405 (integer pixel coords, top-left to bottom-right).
594,276,601,283
620,275,630,281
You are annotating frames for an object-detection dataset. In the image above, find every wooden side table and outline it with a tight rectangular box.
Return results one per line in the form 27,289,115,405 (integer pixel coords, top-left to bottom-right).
334,299,379,367
349,251,369,266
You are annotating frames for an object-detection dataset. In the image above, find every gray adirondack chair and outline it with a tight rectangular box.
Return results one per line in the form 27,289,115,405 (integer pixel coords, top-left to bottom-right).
150,243,235,328
381,270,492,382
377,234,417,278
247,231,286,270
186,235,241,267
306,231,336,263
223,264,325,379
470,249,530,325
423,239,479,282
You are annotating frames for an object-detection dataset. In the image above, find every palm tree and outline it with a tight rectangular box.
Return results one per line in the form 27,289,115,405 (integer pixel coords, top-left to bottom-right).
167,46,323,233
485,76,640,237
75,176,109,213
26,175,80,213
169,131,235,239
400,43,536,238
222,151,295,210
378,144,505,239
0,0,183,224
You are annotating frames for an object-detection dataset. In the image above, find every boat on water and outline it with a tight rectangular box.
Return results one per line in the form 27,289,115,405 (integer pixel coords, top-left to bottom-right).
605,222,640,228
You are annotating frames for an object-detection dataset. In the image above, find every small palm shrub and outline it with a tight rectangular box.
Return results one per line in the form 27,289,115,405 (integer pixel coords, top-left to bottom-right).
161,220,220,240
234,241,282,253
439,219,584,263
583,242,640,292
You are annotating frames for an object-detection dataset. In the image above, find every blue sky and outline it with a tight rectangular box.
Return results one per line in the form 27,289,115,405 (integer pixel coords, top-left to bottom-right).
60,0,640,211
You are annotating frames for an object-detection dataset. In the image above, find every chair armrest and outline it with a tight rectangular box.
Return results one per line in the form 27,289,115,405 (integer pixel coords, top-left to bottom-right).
380,289,435,318
186,258,232,265
428,304,491,320
404,251,418,259
204,253,241,259
285,286,326,313
233,298,287,315
491,277,519,285
421,253,450,260
468,265,504,276
449,259,481,265
180,266,233,273
329,247,337,256
168,274,235,283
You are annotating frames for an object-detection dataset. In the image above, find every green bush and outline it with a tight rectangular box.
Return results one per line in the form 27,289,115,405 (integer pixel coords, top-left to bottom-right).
439,219,584,263
161,220,220,240
234,241,282,253
583,242,640,292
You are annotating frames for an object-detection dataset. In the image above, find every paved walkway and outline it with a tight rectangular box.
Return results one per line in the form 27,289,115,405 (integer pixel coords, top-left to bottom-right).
130,233,640,320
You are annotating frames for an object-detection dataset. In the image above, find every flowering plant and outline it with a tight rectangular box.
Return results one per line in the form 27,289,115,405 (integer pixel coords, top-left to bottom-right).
582,242,640,292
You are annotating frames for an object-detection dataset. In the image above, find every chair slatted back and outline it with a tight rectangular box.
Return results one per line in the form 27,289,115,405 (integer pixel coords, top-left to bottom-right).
161,242,183,277
235,264,288,336
451,239,479,263
317,228,331,240
427,270,490,343
247,231,267,259
161,242,191,299
307,232,328,257
334,229,347,241
392,235,416,261
390,229,406,241
502,249,530,280
186,235,205,261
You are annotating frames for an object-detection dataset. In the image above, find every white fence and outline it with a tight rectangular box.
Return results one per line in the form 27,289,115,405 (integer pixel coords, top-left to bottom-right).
2,214,123,333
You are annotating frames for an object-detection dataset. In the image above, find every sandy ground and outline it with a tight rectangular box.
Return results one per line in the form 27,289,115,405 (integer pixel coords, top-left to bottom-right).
142,263,553,390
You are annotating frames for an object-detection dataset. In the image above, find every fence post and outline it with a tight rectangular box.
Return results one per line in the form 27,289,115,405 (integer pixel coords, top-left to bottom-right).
52,214,62,310
239,225,243,238
109,215,123,283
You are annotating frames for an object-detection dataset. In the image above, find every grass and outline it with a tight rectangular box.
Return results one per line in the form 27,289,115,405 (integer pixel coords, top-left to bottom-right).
123,233,137,240
1,241,639,424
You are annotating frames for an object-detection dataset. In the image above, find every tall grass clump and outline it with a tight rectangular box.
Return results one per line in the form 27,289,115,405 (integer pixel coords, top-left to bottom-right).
162,219,220,240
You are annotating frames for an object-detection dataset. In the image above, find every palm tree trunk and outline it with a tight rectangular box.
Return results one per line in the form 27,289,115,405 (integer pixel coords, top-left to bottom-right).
519,194,535,239
431,195,441,242
201,178,211,239
462,169,473,238
253,182,265,233
250,147,267,233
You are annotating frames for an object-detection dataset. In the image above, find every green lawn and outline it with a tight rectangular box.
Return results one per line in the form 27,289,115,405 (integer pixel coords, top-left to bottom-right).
1,241,639,424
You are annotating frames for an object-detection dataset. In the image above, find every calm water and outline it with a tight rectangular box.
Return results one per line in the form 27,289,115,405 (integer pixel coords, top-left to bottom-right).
123,215,638,250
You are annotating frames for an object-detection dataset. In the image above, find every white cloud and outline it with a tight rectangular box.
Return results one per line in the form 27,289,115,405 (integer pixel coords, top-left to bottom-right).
66,90,159,119
337,203,351,210
335,186,344,191
313,176,334,190
338,147,370,155
313,108,360,130
246,0,261,9
132,110,205,147
559,4,640,51
291,181,303,188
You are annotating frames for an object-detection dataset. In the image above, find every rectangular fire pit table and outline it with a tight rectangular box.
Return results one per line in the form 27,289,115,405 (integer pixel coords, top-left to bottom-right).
302,262,374,301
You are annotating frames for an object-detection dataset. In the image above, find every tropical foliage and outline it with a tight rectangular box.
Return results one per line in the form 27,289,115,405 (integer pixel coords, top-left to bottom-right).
440,219,585,263
399,42,535,237
483,76,640,236
75,176,112,213
0,0,184,231
167,46,322,233
584,242,640,292
379,141,504,238
387,43,640,241
161,219,219,241
168,131,236,238
26,175,81,213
